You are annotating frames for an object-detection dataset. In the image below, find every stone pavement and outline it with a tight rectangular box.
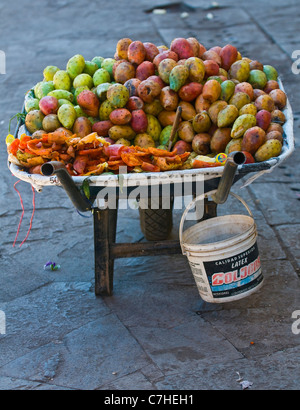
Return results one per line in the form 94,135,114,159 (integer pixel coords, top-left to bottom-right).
0,0,299,390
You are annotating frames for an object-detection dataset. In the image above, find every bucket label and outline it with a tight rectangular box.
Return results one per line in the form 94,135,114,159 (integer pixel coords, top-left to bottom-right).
203,243,263,299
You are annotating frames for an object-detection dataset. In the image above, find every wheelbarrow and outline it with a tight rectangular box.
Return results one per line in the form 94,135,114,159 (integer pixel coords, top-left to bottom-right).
8,80,294,296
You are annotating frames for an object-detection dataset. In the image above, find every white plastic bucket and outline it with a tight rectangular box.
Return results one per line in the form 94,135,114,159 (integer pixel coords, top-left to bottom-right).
179,190,264,303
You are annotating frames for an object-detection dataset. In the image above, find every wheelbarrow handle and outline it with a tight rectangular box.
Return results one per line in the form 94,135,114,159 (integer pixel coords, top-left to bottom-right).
211,151,246,205
41,161,91,212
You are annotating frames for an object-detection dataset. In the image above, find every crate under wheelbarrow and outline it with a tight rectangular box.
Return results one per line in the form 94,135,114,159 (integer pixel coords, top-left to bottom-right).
9,80,294,296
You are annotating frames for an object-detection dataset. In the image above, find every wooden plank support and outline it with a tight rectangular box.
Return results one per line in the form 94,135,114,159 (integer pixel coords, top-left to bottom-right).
110,240,182,259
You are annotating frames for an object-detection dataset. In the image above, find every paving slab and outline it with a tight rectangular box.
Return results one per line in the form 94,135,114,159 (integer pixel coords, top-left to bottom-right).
0,282,110,367
0,314,153,390
0,375,72,390
201,259,300,357
98,370,157,391
127,318,243,376
154,345,300,390
247,4,300,57
248,182,300,226
274,224,300,273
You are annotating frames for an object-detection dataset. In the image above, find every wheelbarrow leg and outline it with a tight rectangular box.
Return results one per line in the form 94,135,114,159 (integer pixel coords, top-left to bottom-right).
193,196,218,221
203,198,218,220
93,205,118,296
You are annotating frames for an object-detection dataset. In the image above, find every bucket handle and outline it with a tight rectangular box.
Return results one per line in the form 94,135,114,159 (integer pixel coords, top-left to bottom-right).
179,190,254,255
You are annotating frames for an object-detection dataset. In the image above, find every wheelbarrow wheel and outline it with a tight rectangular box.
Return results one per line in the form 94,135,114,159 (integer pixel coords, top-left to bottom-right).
139,197,174,241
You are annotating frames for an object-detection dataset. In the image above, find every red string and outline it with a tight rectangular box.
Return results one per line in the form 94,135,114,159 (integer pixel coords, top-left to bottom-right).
13,180,25,247
13,181,36,248
19,185,36,247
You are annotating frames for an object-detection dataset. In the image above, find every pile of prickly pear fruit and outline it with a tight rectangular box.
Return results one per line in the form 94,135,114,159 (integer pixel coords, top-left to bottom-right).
24,37,287,167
